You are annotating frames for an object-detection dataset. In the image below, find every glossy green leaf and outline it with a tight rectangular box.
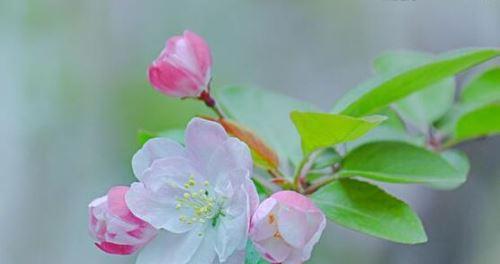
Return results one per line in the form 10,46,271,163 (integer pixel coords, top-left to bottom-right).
245,241,269,264
312,147,342,170
311,179,427,244
340,141,462,184
374,50,455,130
291,111,386,154
214,86,319,169
461,67,500,107
454,102,500,142
345,108,421,151
332,48,500,116
429,150,469,190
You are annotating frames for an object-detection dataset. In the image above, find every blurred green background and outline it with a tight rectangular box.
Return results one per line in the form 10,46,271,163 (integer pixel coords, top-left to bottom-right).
1,0,500,263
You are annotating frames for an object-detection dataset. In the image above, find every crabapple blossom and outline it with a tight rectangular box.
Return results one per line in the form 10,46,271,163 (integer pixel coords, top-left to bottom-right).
148,30,212,98
88,186,158,255
249,191,326,264
125,118,259,264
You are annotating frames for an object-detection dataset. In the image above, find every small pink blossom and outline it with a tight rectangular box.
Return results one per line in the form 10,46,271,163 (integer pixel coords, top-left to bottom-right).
148,30,212,98
126,118,259,264
88,186,158,255
249,191,326,264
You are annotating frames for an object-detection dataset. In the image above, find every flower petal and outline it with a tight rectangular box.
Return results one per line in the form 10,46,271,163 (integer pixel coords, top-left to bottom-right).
215,187,249,261
135,228,205,264
302,211,326,261
207,138,252,189
95,242,137,255
132,138,186,180
277,205,308,248
125,182,192,233
272,190,317,212
148,63,203,97
187,227,217,263
185,118,228,170
142,157,203,194
255,236,292,263
245,177,260,219
249,198,278,242
183,30,212,81
214,250,245,264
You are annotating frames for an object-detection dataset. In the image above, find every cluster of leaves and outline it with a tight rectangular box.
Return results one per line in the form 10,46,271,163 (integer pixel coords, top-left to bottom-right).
140,48,500,263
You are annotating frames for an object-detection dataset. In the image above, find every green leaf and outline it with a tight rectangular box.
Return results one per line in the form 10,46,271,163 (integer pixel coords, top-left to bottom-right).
213,86,319,170
374,51,455,130
428,150,469,190
345,108,423,151
453,102,500,142
461,67,500,108
137,129,185,146
311,147,342,170
290,111,386,154
332,48,500,116
311,179,427,244
252,178,271,199
245,240,269,264
137,130,157,146
340,141,462,184
373,50,432,73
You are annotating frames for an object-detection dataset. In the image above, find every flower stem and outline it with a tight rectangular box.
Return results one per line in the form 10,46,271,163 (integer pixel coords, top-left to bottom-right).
293,149,322,193
199,90,225,119
304,174,339,195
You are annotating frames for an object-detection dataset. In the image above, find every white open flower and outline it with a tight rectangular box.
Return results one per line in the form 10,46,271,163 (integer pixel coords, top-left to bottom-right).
126,118,259,264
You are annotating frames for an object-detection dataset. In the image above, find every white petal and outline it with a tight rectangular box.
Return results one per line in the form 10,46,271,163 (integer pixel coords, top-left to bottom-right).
136,228,205,264
126,182,192,233
132,138,186,180
185,118,228,171
187,227,217,263
206,138,252,185
215,187,249,261
142,157,203,194
245,177,260,217
214,250,245,264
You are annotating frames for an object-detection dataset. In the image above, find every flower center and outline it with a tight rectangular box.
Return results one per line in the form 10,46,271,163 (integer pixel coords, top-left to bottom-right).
176,176,223,225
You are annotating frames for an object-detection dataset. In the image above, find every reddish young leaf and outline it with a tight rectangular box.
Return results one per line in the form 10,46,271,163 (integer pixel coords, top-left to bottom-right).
202,116,280,170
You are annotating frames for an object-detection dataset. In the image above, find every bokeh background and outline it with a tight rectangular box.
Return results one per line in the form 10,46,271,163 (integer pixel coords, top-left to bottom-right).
1,0,500,263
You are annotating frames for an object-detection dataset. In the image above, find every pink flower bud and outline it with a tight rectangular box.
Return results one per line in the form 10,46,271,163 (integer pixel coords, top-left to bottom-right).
148,30,212,98
88,186,157,255
249,191,326,264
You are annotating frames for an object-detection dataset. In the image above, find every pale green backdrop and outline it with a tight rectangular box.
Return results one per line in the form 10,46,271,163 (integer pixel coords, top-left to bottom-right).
1,0,499,263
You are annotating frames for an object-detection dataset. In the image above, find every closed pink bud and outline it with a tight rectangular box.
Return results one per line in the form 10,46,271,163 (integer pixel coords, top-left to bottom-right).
249,191,326,264
148,30,212,98
88,186,157,255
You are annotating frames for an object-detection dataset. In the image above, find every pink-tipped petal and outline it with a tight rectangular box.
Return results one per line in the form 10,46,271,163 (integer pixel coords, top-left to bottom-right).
95,242,137,255
250,191,326,263
148,62,202,97
183,30,212,77
88,186,157,255
148,30,212,98
272,190,318,211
